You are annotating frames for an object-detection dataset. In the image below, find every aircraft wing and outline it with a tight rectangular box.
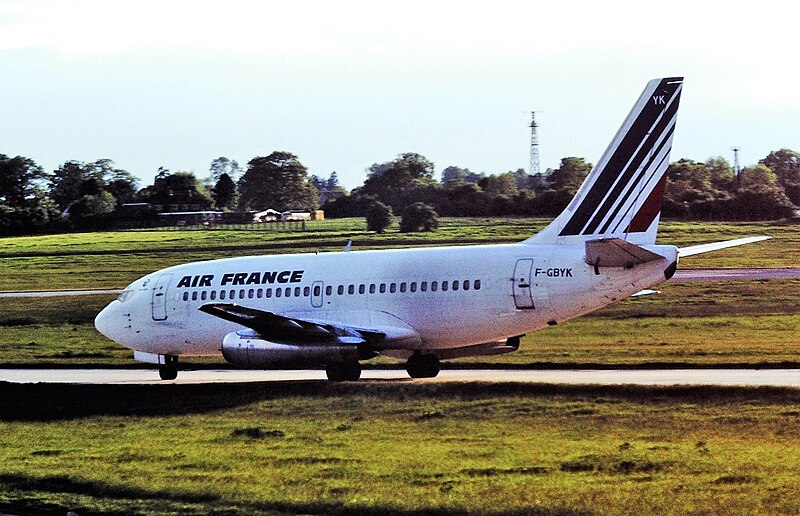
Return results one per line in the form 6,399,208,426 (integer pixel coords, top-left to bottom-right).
198,303,420,348
678,236,770,257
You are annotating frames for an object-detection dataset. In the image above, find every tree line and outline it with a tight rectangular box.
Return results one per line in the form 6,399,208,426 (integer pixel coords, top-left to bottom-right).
324,149,800,223
1,147,798,236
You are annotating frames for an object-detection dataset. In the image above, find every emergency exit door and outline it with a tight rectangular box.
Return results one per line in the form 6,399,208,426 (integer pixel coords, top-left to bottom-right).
512,259,535,309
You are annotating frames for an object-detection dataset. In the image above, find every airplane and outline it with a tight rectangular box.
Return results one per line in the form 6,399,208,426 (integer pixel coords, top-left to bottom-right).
94,77,768,381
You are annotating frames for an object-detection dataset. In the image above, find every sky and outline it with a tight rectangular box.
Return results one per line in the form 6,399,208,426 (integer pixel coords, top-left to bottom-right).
1,0,798,190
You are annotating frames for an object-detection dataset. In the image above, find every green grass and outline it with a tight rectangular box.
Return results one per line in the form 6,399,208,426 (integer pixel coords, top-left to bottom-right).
1,382,800,514
1,275,800,368
0,218,794,292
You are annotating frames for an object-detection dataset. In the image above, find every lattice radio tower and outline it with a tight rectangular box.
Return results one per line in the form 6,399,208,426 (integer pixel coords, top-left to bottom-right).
731,146,741,176
529,111,541,176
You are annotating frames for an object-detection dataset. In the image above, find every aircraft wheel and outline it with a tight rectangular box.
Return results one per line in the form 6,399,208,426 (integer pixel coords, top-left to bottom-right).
158,365,178,381
407,353,440,379
326,361,362,381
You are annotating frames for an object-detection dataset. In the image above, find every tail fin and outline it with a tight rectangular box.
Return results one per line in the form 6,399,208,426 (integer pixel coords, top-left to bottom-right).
526,77,683,245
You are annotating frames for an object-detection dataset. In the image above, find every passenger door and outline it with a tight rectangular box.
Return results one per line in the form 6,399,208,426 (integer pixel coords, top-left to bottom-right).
151,274,172,321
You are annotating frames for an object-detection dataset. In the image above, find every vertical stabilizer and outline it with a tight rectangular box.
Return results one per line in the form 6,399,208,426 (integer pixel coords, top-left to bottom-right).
525,77,683,245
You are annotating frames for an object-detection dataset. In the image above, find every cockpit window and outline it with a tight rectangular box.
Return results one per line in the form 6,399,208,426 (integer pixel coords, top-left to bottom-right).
117,290,135,303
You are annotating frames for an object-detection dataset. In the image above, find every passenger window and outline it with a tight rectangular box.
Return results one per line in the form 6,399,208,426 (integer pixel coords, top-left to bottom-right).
474,279,481,290
210,290,217,300
348,285,355,295
229,290,235,300
220,290,226,300
276,288,282,298
400,282,407,293
183,292,189,301
431,281,438,292
463,280,470,291
239,289,245,299
369,284,376,294
380,283,386,293
452,280,458,291
421,281,428,292
192,291,198,301
410,282,417,292
285,287,291,297
390,283,396,293
266,288,272,298
359,284,365,294
338,285,344,295
257,289,263,298
442,281,448,292
248,289,254,299
201,291,208,301
303,286,310,297
314,285,321,296
325,286,332,296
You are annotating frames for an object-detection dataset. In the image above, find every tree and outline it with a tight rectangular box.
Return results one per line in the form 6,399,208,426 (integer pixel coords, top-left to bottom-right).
533,157,592,216
400,202,439,232
760,149,800,204
0,154,58,235
441,166,468,184
366,201,393,233
67,191,117,228
137,171,213,208
362,153,436,210
734,164,796,220
479,172,519,197
546,157,591,193
209,157,241,183
212,173,237,210
238,151,318,211
49,159,138,210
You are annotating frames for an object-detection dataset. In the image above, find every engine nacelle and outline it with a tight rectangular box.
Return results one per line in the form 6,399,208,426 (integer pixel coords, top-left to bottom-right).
221,330,363,367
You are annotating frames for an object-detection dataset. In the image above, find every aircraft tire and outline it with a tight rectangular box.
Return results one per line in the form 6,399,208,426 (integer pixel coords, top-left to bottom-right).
158,365,178,381
407,353,440,379
326,361,362,381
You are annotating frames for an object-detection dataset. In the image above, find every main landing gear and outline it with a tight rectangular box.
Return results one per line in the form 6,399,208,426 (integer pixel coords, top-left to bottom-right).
406,353,440,379
326,361,362,381
158,355,179,381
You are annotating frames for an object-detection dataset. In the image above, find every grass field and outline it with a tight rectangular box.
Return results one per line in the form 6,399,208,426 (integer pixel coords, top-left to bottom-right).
0,218,796,292
1,382,800,515
0,218,798,368
1,219,799,514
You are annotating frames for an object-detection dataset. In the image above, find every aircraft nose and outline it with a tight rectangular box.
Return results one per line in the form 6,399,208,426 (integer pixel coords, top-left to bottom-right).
94,301,119,341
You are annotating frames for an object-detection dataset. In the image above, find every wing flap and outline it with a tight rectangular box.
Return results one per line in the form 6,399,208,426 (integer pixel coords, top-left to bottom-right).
585,238,665,268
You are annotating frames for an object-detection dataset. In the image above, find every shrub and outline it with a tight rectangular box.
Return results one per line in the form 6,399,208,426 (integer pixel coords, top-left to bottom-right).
366,201,393,233
400,202,439,233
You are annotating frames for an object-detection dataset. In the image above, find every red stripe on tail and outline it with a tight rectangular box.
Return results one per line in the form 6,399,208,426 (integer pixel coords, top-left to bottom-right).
626,175,666,233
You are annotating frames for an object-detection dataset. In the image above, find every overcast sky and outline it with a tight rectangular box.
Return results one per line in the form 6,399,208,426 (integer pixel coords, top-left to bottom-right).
1,0,798,190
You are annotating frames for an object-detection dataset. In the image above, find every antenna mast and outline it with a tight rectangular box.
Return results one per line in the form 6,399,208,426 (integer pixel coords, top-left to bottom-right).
529,112,541,176
731,146,741,176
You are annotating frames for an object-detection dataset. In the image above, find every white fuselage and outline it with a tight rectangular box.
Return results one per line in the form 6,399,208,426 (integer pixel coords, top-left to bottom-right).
95,242,678,359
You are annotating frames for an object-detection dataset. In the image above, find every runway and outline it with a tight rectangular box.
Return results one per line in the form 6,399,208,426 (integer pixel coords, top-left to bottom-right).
2,368,800,386
0,268,798,298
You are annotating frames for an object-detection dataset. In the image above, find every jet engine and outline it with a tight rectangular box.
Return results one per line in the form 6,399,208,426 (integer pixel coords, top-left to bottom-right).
221,329,368,367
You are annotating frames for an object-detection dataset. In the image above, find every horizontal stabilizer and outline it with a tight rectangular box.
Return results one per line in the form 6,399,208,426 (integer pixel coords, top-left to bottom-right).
678,236,770,257
585,238,665,268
